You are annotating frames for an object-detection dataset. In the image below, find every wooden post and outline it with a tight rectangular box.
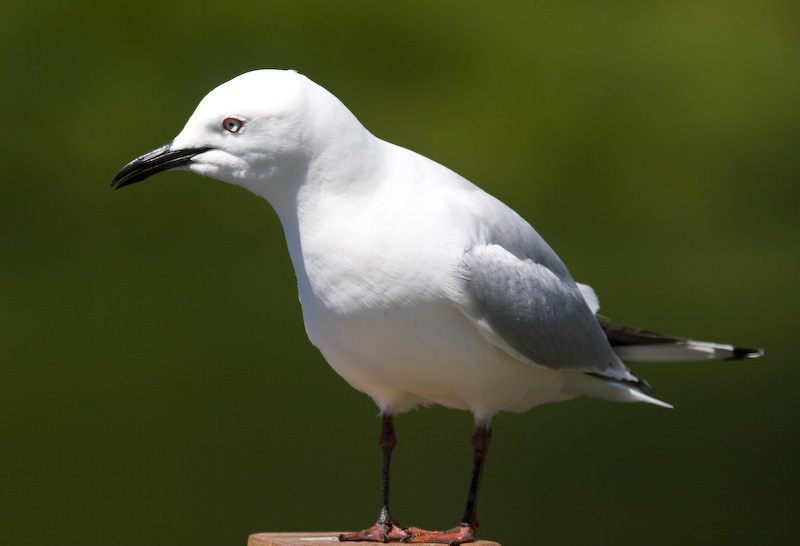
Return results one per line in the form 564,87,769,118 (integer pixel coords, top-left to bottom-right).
248,532,502,546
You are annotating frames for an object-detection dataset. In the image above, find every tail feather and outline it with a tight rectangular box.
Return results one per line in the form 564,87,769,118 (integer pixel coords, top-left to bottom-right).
599,319,764,363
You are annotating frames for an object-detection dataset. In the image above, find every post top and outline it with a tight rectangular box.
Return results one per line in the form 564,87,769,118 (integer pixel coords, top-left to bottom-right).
248,532,502,546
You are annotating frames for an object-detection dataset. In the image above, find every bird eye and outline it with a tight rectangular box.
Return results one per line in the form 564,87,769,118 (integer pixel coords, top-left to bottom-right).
223,117,243,133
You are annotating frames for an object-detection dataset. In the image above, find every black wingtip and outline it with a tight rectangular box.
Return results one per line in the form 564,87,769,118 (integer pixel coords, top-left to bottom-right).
727,347,765,361
587,371,653,393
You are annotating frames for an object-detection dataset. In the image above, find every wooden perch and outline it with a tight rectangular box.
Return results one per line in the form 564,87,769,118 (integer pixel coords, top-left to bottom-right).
248,532,502,546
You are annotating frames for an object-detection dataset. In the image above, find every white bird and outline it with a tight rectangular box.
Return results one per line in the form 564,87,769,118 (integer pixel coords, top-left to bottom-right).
112,69,762,545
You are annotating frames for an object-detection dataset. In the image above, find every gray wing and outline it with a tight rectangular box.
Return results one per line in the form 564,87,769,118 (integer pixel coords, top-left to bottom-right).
449,184,639,383
462,243,628,376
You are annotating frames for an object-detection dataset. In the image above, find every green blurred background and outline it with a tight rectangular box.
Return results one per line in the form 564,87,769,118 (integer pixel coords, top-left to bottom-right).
2,1,798,545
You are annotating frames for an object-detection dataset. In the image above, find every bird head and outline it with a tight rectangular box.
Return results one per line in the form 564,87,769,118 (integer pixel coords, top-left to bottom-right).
111,69,351,199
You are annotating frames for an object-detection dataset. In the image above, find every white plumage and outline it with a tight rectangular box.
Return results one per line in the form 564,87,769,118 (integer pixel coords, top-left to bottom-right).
112,69,761,544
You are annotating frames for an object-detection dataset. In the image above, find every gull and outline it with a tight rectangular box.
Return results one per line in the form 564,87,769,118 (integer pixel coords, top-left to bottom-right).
111,69,762,545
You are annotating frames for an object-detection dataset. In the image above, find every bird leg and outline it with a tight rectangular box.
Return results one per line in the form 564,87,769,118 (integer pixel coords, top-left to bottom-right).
401,422,492,545
340,418,492,545
340,414,425,542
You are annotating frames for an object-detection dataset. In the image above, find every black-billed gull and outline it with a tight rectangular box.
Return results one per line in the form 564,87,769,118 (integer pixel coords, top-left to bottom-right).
112,69,762,545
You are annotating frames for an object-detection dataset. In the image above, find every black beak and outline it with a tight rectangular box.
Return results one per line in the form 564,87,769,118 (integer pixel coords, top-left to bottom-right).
110,143,212,190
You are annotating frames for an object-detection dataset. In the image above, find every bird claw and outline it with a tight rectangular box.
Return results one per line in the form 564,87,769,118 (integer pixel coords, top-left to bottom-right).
339,522,420,542
340,522,476,544
399,524,475,545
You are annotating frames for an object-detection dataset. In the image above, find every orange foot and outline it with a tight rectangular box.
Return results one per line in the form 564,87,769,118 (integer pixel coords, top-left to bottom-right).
339,522,430,542
400,525,475,545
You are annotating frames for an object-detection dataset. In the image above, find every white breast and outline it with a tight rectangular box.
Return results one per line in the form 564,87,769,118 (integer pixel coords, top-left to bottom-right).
278,146,572,418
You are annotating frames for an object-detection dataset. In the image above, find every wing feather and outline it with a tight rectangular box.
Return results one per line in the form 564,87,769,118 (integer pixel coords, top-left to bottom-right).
461,244,633,381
